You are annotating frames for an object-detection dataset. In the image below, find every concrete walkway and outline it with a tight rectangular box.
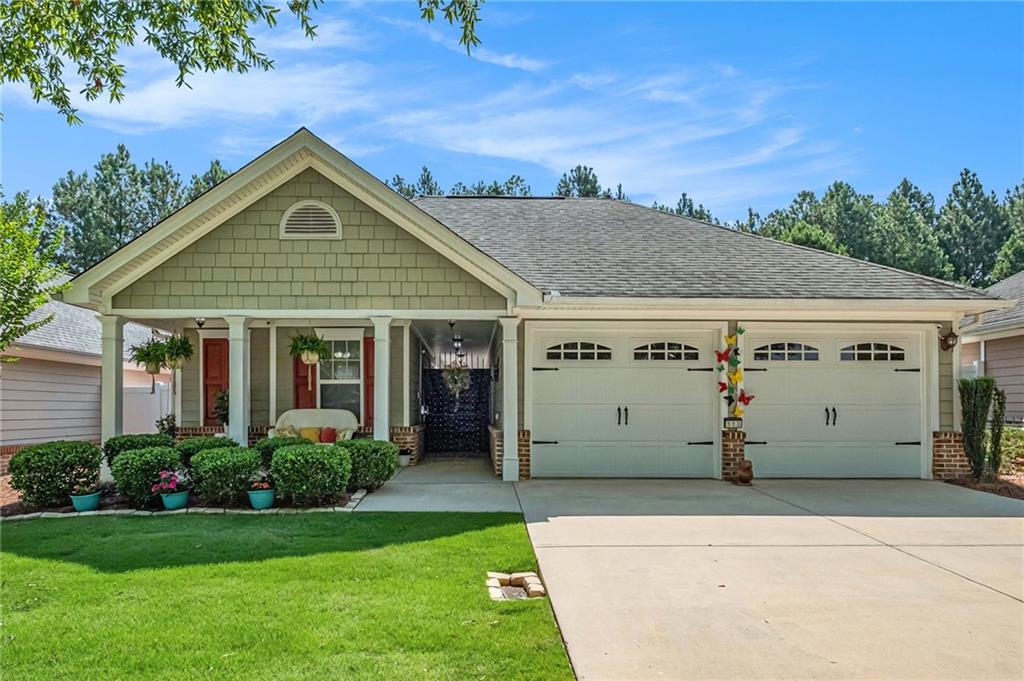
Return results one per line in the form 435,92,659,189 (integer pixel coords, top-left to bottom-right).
353,458,520,512
517,479,1024,680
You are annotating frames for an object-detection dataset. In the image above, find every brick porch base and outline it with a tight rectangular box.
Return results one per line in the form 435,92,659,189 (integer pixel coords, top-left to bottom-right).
489,426,531,479
932,431,970,479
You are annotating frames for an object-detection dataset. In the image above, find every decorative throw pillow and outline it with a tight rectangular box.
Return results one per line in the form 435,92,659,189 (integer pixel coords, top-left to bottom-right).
299,427,321,443
320,427,338,443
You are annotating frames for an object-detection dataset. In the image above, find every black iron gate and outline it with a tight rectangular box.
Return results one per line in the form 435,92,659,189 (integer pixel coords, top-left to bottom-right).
423,368,491,454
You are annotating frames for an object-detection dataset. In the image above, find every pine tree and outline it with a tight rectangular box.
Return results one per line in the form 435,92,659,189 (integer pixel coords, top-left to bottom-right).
652,193,717,223
937,169,1009,286
776,221,847,255
186,160,231,201
816,182,877,260
991,182,1024,282
555,166,604,197
871,187,952,279
759,190,820,238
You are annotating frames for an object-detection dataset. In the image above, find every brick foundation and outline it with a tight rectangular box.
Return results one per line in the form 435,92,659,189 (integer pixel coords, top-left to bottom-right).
389,425,425,464
932,431,970,480
489,427,531,479
721,430,747,480
176,425,269,447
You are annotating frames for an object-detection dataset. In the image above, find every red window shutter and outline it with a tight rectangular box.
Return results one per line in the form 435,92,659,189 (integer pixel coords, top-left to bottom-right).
364,336,375,429
293,356,317,409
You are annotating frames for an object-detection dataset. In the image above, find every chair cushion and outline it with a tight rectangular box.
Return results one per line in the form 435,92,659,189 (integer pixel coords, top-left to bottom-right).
320,427,338,443
299,427,321,443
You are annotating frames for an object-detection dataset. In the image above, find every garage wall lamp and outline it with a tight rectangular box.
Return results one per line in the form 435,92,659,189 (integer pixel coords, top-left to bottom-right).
939,329,959,352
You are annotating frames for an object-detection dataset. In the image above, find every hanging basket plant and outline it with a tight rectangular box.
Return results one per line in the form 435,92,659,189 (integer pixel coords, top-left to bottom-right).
163,334,194,370
129,338,167,394
290,332,330,390
442,364,472,406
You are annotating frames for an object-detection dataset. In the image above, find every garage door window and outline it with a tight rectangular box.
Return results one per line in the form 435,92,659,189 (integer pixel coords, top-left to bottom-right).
546,341,612,361
752,342,819,361
839,342,905,361
633,342,699,361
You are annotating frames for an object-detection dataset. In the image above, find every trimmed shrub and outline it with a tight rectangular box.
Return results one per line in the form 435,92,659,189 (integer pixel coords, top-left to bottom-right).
111,446,182,509
990,387,1007,475
9,441,103,508
103,433,174,467
251,436,313,469
191,447,261,506
999,426,1024,474
271,444,351,506
342,439,399,491
959,377,995,479
176,436,239,467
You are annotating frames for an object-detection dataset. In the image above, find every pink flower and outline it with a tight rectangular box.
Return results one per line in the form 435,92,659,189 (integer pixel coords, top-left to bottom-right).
160,471,169,479
151,484,159,492
169,480,177,490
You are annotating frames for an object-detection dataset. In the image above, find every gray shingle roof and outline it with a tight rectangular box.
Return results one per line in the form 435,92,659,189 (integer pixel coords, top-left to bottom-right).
16,288,158,359
412,197,991,300
962,270,1024,333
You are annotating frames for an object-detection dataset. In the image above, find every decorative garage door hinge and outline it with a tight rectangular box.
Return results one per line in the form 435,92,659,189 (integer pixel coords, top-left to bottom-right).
687,441,714,445
532,440,559,445
687,367,715,372
894,441,922,445
533,367,559,371
894,368,920,372
745,441,768,445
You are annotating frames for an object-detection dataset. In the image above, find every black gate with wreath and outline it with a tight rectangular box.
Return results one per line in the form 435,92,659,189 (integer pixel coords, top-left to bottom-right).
423,368,491,454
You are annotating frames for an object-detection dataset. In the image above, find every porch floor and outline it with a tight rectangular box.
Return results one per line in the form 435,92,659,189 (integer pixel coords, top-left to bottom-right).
355,458,518,512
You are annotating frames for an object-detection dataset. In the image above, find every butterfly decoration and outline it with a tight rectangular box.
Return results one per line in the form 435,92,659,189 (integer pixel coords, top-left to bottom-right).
715,348,731,363
728,368,743,385
734,406,745,417
738,389,754,406
718,381,728,393
728,353,741,368
724,395,735,406
737,326,745,335
724,334,737,346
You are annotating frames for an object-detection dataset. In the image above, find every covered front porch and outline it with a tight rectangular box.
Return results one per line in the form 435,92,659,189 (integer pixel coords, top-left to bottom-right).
97,313,525,480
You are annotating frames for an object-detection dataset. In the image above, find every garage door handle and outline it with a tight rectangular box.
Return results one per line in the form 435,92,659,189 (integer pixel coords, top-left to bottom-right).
624,406,629,425
894,368,920,372
617,406,622,425
831,407,837,426
894,441,921,446
532,440,559,445
825,407,830,426
687,441,714,445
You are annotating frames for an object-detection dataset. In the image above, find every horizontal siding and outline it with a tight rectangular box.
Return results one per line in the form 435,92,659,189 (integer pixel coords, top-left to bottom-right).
978,338,1024,420
0,358,101,445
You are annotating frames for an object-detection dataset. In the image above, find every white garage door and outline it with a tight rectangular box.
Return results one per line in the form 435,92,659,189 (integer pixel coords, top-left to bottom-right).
742,331,924,478
530,329,717,477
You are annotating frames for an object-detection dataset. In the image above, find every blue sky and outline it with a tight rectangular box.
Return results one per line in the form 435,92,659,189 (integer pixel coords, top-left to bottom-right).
2,2,1022,222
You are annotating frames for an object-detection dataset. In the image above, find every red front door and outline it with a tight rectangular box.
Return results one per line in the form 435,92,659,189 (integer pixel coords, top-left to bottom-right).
294,356,317,409
203,338,229,425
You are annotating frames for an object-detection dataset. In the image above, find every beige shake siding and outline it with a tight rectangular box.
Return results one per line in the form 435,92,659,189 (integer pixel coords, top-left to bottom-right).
112,169,506,311
180,328,201,427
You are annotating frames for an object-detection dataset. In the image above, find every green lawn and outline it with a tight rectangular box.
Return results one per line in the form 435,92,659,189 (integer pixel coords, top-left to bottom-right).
1,513,573,680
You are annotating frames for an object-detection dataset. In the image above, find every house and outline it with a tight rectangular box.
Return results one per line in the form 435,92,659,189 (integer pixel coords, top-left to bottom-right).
62,129,1007,481
0,280,171,467
961,270,1024,421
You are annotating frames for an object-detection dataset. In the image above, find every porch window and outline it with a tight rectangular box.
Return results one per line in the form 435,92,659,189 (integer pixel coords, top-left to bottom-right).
319,339,362,418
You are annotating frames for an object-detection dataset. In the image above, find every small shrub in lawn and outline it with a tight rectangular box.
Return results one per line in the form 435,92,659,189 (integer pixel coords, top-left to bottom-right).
176,435,239,467
190,447,261,506
343,439,399,491
102,433,174,467
271,444,351,506
111,446,182,509
251,436,313,468
9,441,103,508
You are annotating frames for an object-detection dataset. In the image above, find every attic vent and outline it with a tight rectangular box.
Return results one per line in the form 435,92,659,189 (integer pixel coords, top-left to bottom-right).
280,200,341,239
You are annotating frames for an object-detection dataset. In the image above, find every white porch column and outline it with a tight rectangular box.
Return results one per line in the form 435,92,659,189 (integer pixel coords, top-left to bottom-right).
372,317,392,440
499,317,520,481
99,315,125,479
226,316,250,445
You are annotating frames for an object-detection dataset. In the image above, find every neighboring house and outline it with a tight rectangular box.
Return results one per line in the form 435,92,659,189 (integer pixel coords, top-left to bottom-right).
62,129,1007,482
0,281,171,454
961,270,1024,421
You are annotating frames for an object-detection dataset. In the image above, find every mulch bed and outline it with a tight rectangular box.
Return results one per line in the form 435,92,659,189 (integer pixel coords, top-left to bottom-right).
946,474,1024,500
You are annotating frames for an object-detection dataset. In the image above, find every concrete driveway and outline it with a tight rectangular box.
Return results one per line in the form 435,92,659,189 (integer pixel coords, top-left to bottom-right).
517,479,1024,680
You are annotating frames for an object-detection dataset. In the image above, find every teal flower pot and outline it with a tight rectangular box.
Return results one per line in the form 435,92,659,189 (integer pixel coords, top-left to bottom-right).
161,491,190,510
248,488,275,510
70,491,101,512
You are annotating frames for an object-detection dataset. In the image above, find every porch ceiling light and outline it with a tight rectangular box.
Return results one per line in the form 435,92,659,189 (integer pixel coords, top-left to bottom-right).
453,334,463,350
195,317,206,328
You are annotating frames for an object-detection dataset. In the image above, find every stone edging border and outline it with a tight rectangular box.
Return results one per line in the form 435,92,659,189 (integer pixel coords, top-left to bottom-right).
1,489,367,522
